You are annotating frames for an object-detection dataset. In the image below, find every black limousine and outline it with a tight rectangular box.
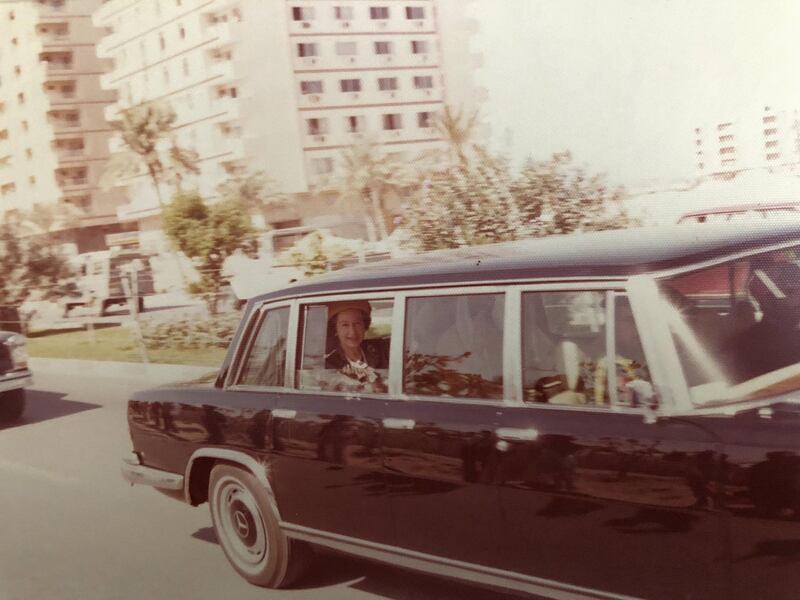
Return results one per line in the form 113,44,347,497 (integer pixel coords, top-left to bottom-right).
123,224,800,599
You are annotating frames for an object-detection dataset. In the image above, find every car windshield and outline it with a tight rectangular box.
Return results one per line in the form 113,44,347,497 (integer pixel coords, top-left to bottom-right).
658,243,800,406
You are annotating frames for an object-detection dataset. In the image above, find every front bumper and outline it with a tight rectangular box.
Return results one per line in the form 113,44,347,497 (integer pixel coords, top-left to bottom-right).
0,371,32,395
121,452,184,491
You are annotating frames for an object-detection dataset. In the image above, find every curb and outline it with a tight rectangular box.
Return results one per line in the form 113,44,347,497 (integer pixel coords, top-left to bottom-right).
29,357,218,380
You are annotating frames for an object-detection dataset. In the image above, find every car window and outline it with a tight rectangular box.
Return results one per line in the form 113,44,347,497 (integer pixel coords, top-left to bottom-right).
296,298,392,393
522,291,652,408
237,306,290,387
403,293,504,400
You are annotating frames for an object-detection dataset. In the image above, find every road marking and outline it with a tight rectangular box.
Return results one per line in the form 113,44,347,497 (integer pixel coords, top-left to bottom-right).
0,458,78,485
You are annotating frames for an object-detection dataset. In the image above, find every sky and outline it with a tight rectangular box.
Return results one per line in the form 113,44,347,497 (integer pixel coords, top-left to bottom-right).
470,0,800,190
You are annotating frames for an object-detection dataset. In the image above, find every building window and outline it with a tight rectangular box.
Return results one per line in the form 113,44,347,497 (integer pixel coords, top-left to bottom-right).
306,118,329,135
21,121,27,132
1,183,16,196
413,75,433,89
340,78,361,92
417,111,433,127
300,80,323,94
370,6,389,19
0,130,7,140
158,32,166,51
767,152,781,161
763,115,777,124
182,57,190,76
719,134,733,142
17,92,24,104
719,146,735,155
765,140,779,148
162,66,170,84
13,65,21,76
382,113,402,130
411,40,429,54
334,5,354,20
335,41,357,56
297,42,318,57
310,157,334,175
292,6,315,20
178,24,186,39
764,128,778,136
28,176,36,185
374,41,392,55
405,6,425,19
25,148,32,159
345,115,363,132
378,77,398,91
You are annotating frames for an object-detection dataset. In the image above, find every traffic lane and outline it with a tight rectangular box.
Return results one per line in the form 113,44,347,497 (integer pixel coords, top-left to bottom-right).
0,371,519,600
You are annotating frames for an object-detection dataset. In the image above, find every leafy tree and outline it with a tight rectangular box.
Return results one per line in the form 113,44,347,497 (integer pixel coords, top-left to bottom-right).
402,105,633,252
0,219,75,309
279,230,358,278
217,170,285,213
162,190,257,313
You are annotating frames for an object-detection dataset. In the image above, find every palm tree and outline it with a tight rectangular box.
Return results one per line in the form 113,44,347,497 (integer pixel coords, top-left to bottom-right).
102,101,199,287
433,104,481,169
102,101,199,211
335,139,414,241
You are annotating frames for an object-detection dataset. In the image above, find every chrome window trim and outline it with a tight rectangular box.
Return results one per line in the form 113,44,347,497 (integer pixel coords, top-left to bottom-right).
625,275,689,413
504,287,522,405
225,300,293,390
388,292,407,396
273,276,627,305
606,291,618,407
281,522,643,600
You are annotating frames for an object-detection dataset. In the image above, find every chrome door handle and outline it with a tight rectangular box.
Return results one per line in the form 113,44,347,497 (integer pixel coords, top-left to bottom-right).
382,418,415,430
272,409,297,419
495,427,539,442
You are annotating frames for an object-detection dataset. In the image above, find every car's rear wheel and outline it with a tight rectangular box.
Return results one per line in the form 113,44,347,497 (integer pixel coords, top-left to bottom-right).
208,464,310,588
0,388,25,423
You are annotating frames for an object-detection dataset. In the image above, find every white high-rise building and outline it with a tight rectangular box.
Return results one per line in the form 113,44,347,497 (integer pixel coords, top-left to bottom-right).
694,106,800,180
93,0,482,241
0,0,129,252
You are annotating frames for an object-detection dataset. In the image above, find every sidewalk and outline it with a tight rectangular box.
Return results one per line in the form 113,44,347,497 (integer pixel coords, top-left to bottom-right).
29,357,217,380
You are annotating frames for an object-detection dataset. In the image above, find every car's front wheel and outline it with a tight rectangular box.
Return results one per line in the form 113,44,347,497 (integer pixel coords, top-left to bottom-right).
0,388,25,423
208,464,310,588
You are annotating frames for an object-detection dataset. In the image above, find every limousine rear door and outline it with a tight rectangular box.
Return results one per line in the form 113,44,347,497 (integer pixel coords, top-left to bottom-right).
381,291,508,569
492,287,727,600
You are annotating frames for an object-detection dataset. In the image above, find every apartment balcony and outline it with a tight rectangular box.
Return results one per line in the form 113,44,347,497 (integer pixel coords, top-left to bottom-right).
41,54,74,73
35,0,68,18
305,131,331,147
38,26,70,46
48,113,82,131
208,58,237,85
207,21,240,49
54,146,86,161
298,92,326,109
57,176,90,191
212,97,241,122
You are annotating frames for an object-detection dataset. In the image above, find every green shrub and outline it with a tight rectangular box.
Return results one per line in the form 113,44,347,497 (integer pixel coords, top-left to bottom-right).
141,313,241,351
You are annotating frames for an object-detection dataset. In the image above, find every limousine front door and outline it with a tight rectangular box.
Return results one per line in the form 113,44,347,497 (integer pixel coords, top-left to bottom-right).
493,406,727,599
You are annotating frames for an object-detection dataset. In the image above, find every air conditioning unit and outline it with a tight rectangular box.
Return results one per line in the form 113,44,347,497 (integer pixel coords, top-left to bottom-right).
304,57,317,65
349,56,355,63
351,92,359,100
341,20,351,28
308,94,320,103
301,21,310,28
313,134,326,142
389,91,396,98
424,89,432,96
378,21,387,28
415,20,424,27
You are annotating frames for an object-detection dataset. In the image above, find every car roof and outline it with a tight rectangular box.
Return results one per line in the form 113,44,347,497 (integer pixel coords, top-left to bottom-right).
251,223,800,302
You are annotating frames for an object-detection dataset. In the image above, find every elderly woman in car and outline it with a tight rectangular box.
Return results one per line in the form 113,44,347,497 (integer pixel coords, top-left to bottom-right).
324,300,388,392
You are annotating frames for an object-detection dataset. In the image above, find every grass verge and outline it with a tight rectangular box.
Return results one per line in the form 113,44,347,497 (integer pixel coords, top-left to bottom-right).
27,324,226,367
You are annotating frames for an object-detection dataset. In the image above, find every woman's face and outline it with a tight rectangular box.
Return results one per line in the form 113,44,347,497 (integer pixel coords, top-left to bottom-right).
335,309,366,355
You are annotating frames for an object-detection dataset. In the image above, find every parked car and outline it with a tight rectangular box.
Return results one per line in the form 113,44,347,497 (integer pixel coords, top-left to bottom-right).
123,223,800,599
63,249,155,316
0,331,31,422
677,201,800,224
